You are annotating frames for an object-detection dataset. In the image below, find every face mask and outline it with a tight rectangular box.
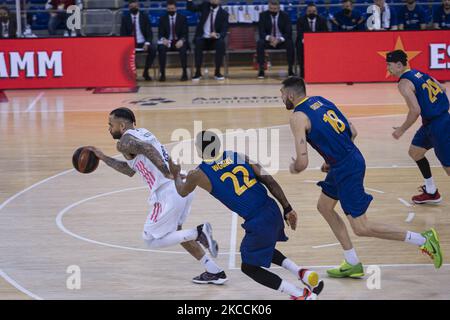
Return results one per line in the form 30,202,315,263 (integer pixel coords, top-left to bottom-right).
270,11,278,17
343,9,351,15
168,11,176,16
307,13,317,19
130,8,139,15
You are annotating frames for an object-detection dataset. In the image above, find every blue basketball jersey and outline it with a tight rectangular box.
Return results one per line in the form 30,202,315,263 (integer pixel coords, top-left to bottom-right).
293,96,357,166
198,151,271,220
399,69,449,121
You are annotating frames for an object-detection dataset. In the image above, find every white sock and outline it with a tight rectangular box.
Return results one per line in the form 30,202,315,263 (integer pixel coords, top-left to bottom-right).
281,258,301,278
425,177,437,194
344,248,360,265
145,229,197,248
405,231,426,246
278,280,304,298
200,254,223,274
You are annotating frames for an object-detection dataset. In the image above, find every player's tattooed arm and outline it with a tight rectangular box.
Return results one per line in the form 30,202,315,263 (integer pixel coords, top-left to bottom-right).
87,147,135,177
394,79,421,139
289,112,309,173
117,135,172,179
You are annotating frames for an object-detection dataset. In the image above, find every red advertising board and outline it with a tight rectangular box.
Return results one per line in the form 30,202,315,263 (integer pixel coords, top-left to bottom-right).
304,30,450,83
0,37,136,89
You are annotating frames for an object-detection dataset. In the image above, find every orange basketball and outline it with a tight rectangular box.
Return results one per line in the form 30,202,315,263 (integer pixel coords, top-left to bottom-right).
72,147,99,174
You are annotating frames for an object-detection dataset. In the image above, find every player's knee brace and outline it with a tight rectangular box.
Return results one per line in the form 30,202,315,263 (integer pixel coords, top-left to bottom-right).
241,263,282,290
271,248,287,266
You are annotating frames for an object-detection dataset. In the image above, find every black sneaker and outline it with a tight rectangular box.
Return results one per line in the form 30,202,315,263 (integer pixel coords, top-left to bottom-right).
214,72,225,80
288,68,295,77
192,271,228,285
196,223,218,258
159,74,166,82
192,71,202,81
180,72,188,81
257,69,265,79
143,71,152,81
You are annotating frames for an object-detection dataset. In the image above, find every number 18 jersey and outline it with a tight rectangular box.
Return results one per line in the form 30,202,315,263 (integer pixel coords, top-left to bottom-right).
293,96,357,166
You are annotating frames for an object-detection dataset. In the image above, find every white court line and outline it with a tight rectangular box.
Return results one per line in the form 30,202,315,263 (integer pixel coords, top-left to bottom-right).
312,243,340,249
366,188,385,194
25,92,44,112
398,198,413,207
405,212,416,223
56,186,236,255
0,270,43,300
228,212,239,269
0,113,441,299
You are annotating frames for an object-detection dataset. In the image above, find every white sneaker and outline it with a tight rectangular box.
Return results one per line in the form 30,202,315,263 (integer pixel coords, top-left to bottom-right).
63,31,69,37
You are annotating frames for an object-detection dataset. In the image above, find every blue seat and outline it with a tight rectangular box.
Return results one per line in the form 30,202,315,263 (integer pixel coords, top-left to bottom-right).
30,6,49,30
148,9,165,27
29,0,47,4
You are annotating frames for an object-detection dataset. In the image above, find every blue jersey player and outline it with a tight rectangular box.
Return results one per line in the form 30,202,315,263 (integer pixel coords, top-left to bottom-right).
169,130,324,300
386,50,449,204
282,76,443,279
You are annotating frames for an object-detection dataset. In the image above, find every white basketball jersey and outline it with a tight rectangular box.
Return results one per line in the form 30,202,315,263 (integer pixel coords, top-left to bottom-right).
123,128,171,194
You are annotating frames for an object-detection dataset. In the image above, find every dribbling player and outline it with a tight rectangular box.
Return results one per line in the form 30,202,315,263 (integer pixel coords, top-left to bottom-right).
168,130,324,300
88,107,228,285
387,50,449,204
282,77,443,278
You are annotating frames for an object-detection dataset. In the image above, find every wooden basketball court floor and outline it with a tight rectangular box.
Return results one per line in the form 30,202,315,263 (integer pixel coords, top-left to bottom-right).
0,79,449,300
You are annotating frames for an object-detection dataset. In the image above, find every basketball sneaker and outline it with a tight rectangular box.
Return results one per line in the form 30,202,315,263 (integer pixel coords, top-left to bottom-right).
412,186,442,204
290,288,317,300
298,269,324,295
192,271,228,285
196,223,219,258
327,261,365,278
420,228,443,269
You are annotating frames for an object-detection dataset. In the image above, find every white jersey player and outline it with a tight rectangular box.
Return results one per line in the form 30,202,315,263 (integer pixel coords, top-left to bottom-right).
88,107,228,284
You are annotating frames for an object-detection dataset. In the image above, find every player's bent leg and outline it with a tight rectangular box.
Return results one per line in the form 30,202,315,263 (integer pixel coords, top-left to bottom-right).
409,144,441,203
316,193,364,278
241,263,315,300
347,213,406,240
317,192,353,251
177,225,228,285
347,215,443,268
408,144,428,161
271,248,324,295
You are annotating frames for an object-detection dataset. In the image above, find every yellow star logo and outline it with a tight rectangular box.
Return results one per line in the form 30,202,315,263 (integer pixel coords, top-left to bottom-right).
377,36,421,78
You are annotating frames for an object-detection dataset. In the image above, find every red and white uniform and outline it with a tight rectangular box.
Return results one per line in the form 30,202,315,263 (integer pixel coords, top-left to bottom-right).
123,128,194,240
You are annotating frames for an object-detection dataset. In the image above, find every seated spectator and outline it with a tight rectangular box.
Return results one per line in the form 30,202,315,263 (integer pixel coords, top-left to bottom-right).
330,0,365,31
188,0,229,81
257,0,295,79
433,0,450,29
121,0,157,81
46,0,82,37
398,0,427,30
158,0,189,82
0,6,16,38
366,0,398,30
296,3,328,78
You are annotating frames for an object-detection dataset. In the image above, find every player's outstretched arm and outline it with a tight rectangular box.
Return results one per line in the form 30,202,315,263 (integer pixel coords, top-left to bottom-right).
246,156,297,230
289,112,309,173
116,134,172,179
168,158,199,197
86,147,135,177
393,79,421,140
